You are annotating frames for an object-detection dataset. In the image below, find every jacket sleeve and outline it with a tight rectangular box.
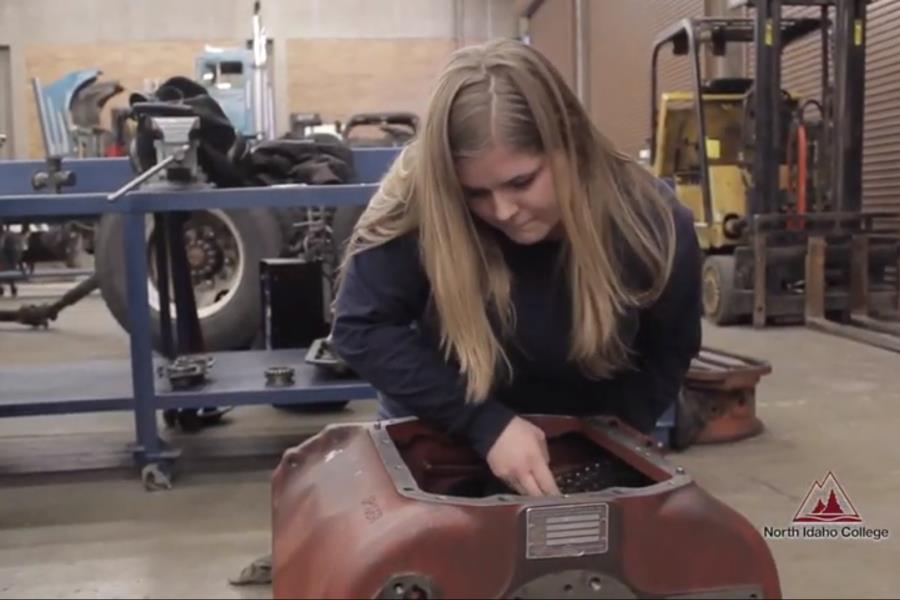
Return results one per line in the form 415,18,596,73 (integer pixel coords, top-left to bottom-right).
330,234,517,457
637,194,704,425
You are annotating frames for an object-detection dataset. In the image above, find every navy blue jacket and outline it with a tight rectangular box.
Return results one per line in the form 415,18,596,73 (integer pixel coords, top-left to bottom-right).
331,193,702,457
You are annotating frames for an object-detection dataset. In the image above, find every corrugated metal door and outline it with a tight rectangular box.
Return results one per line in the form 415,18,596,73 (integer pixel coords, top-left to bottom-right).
588,0,704,158
781,5,829,103
863,0,900,213
528,0,577,89
751,1,900,213
744,5,829,99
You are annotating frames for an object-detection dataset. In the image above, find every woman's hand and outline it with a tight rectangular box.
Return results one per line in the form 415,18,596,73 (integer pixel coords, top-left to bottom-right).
486,416,561,496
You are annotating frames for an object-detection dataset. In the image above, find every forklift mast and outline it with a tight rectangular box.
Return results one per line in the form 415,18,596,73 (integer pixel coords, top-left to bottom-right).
650,1,899,335
649,9,829,229
749,0,867,219
651,0,869,225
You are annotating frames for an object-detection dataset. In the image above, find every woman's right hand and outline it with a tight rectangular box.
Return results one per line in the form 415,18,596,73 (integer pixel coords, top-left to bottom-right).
486,416,561,497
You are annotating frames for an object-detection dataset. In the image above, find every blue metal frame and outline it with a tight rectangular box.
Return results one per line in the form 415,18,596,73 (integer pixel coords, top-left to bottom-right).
0,147,396,197
0,158,134,195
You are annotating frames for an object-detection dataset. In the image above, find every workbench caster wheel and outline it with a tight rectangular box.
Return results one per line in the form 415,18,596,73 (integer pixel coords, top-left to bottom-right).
142,463,174,491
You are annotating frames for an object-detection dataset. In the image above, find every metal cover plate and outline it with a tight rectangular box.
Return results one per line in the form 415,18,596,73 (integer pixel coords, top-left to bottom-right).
525,503,609,560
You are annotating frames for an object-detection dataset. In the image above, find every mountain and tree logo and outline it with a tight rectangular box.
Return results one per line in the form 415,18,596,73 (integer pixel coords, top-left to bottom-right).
792,471,862,523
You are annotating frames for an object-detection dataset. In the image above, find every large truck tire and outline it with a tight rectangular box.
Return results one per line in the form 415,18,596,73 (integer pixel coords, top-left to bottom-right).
94,208,284,352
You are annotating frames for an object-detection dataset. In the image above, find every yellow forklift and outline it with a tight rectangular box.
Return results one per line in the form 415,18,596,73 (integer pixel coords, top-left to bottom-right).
650,1,900,347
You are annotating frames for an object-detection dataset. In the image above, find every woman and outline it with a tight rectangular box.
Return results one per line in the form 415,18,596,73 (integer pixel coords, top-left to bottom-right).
330,39,702,497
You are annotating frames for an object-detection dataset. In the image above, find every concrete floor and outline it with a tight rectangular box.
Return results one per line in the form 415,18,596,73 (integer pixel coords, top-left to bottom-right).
1,282,899,599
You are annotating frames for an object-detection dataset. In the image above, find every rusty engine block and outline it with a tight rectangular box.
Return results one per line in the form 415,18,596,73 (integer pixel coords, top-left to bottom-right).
272,415,781,599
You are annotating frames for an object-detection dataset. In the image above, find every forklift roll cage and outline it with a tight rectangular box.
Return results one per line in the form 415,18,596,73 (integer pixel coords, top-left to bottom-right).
647,1,900,334
651,1,870,230
650,13,828,229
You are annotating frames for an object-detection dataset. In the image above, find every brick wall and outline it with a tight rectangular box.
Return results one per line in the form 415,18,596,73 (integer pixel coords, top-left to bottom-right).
285,38,461,130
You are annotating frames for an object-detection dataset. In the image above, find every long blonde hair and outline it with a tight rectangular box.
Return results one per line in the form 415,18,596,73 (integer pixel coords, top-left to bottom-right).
338,39,675,404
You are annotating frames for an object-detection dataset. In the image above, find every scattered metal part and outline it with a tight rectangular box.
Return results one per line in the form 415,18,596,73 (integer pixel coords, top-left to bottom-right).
305,336,354,376
142,463,173,491
158,355,215,391
265,366,296,388
31,155,76,193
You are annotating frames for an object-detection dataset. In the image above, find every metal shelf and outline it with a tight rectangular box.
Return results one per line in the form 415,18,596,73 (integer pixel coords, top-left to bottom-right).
155,350,375,409
0,350,376,417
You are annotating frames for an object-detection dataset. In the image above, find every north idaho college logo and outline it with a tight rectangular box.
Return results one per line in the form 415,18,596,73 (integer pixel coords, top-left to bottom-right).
792,471,861,523
764,471,889,541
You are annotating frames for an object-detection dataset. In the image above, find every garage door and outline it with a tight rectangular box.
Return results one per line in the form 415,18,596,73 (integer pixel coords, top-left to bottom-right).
863,0,900,213
589,0,705,158
755,1,900,213
528,0,576,89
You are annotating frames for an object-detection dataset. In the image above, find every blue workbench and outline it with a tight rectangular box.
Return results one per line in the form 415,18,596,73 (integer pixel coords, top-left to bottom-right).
0,149,396,486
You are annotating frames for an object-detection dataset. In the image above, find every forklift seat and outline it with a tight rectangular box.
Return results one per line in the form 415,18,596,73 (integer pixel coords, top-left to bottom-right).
703,77,754,95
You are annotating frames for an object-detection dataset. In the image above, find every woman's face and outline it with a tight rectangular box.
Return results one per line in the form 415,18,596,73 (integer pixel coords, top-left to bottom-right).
456,143,561,245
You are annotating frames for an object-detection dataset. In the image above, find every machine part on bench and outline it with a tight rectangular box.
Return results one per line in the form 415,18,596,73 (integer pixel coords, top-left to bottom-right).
377,574,441,600
305,336,355,376
31,155,77,194
271,416,782,599
142,463,173,491
159,355,215,391
507,571,634,599
265,366,296,388
95,107,287,353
